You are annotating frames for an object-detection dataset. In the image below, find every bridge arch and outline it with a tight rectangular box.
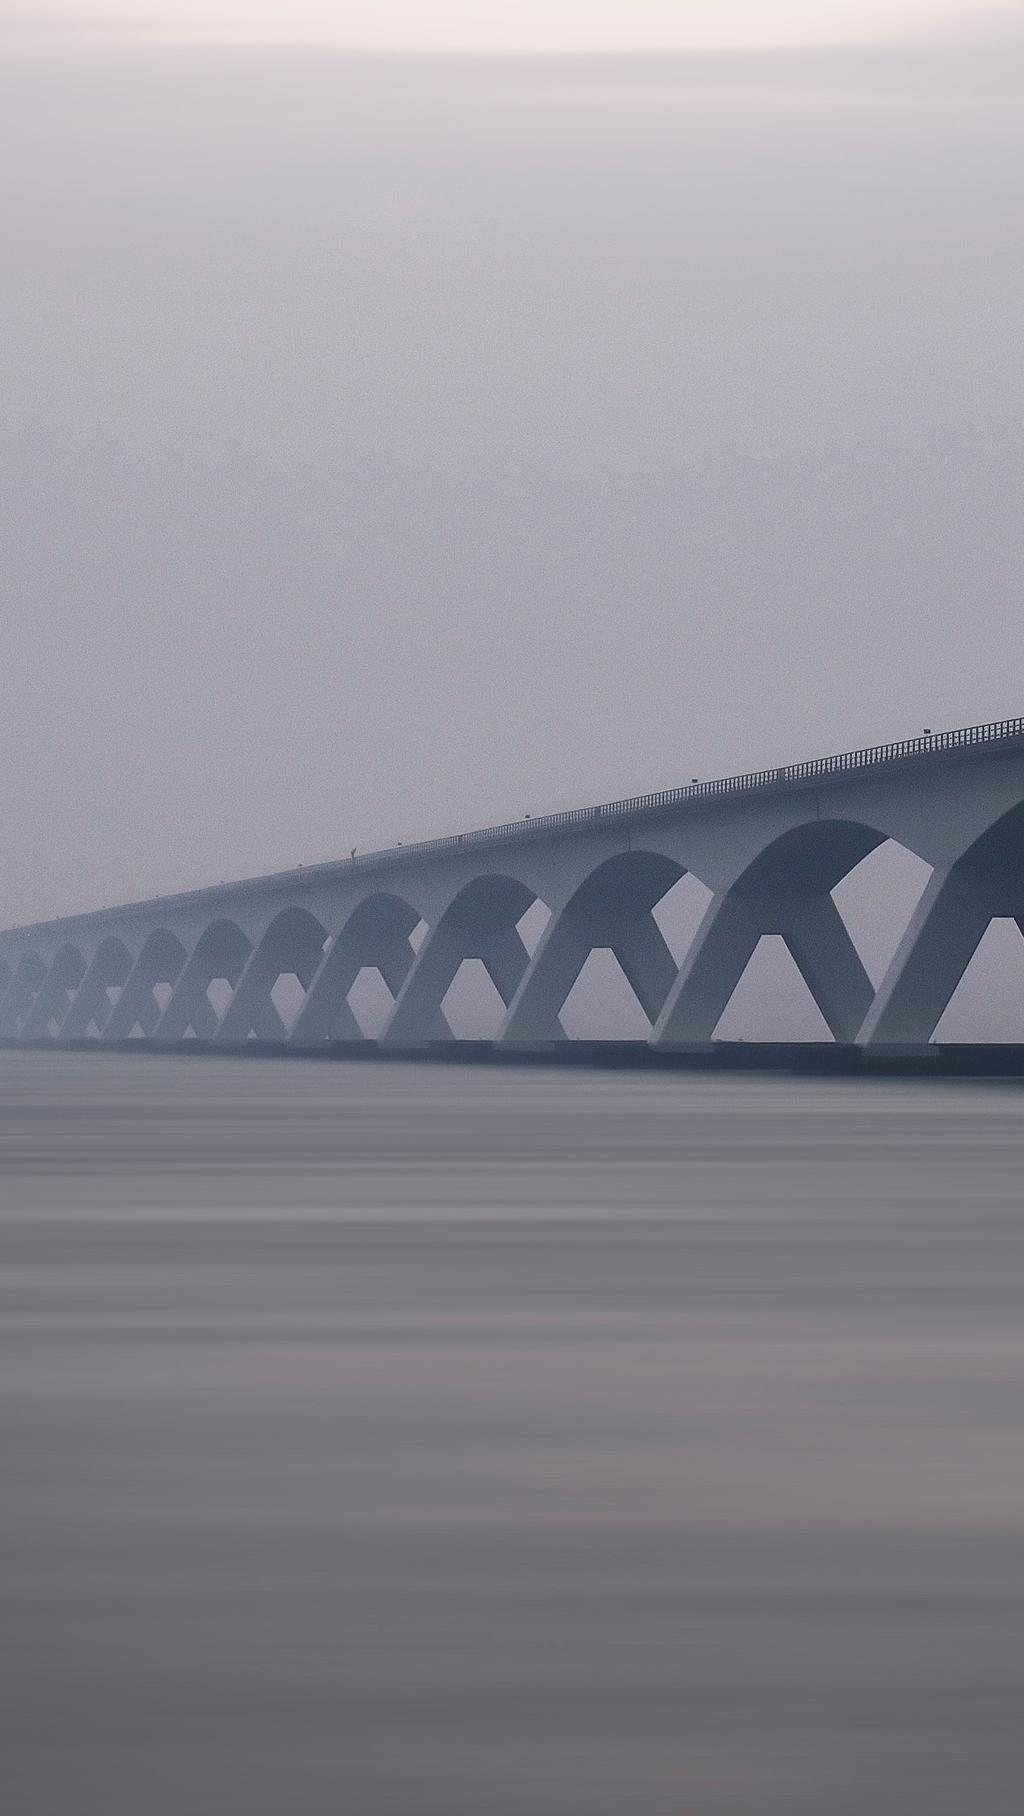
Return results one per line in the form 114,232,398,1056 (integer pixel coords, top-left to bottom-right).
952,797,1024,894
60,936,135,1038
22,943,88,1039
863,796,1024,1045
732,818,892,901
651,816,917,1046
562,849,688,920
102,930,188,1040
152,919,252,1042
215,906,329,1043
336,890,424,948
0,950,49,1037
384,872,549,1044
497,850,687,1044
291,892,427,1044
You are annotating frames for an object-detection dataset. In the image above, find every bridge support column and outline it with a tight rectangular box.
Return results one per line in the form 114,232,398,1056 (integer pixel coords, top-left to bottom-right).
154,975,229,1042
498,907,678,1044
858,866,990,1045
59,940,134,1039
613,916,687,1025
652,889,873,1046
383,921,530,1044
22,946,87,1040
215,971,307,1043
291,897,431,1044
103,933,189,1040
215,911,327,1044
290,943,391,1043
154,923,255,1042
772,895,875,1042
651,894,758,1045
0,953,47,1038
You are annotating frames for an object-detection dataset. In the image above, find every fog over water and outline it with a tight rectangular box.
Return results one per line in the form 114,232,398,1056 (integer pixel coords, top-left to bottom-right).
3,1051,1024,1813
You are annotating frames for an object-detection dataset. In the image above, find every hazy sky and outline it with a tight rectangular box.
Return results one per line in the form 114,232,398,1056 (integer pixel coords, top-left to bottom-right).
2,3,1023,954
7,0,1019,50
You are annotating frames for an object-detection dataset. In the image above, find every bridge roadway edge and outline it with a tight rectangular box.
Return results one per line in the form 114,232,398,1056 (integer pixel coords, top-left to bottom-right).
6,1036,1024,1079
3,713,1024,949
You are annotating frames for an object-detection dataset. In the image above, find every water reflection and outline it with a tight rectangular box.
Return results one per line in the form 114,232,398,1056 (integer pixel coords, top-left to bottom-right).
3,1052,1024,1813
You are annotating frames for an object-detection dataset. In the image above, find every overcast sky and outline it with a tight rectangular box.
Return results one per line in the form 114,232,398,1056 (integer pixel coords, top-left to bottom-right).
7,2,1020,50
2,1,1023,937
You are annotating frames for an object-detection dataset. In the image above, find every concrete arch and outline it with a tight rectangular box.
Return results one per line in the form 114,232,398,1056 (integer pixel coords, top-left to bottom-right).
564,850,688,920
152,920,253,1042
955,797,1024,894
384,873,546,1044
862,798,1024,1045
22,943,87,1039
60,937,135,1039
102,930,189,1040
733,819,889,899
216,907,329,1044
292,892,429,1044
499,851,685,1044
653,818,894,1046
0,950,48,1037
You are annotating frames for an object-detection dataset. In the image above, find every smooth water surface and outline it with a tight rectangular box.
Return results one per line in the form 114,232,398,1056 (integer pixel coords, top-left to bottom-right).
2,1051,1023,1814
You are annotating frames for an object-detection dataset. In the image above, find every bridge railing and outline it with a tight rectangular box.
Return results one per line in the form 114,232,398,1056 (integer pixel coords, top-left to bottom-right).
5,715,1024,937
355,714,1024,869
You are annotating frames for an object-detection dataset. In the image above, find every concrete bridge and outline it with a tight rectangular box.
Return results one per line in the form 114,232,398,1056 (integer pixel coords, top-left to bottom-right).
3,716,1024,1052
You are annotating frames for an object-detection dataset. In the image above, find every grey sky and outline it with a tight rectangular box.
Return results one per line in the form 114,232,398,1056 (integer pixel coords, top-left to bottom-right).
6,1,1017,51
2,6,1023,960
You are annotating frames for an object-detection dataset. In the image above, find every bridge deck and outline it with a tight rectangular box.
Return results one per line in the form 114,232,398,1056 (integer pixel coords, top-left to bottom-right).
5,715,1024,941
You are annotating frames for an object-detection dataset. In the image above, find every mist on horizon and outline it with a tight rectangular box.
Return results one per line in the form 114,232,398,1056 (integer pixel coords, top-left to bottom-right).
2,5,1023,1032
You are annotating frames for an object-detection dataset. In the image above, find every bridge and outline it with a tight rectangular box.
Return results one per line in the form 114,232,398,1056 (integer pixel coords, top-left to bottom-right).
3,715,1024,1053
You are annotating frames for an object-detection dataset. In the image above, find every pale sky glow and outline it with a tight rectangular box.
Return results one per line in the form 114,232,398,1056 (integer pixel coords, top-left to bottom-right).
3,0,1024,947
6,0,1012,51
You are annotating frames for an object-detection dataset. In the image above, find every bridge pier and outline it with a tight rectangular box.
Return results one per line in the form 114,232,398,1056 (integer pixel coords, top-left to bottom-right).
383,878,537,1044
154,921,265,1043
652,889,874,1046
292,895,430,1044
782,895,876,1041
859,866,994,1045
22,945,87,1040
498,854,683,1043
59,938,134,1039
215,909,327,1044
650,893,758,1045
103,932,188,1041
0,953,48,1038
860,800,1024,1044
498,908,679,1043
384,923,530,1043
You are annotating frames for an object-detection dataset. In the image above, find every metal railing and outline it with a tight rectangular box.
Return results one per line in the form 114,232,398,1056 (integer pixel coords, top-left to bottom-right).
351,714,1024,868
5,715,1024,936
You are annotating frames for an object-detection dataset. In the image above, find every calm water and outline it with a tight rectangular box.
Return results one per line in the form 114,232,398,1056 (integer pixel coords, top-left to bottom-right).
3,1050,1024,1814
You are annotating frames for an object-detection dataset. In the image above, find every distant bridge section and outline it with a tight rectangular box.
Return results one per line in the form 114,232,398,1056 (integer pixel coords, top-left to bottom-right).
4,717,1024,1051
